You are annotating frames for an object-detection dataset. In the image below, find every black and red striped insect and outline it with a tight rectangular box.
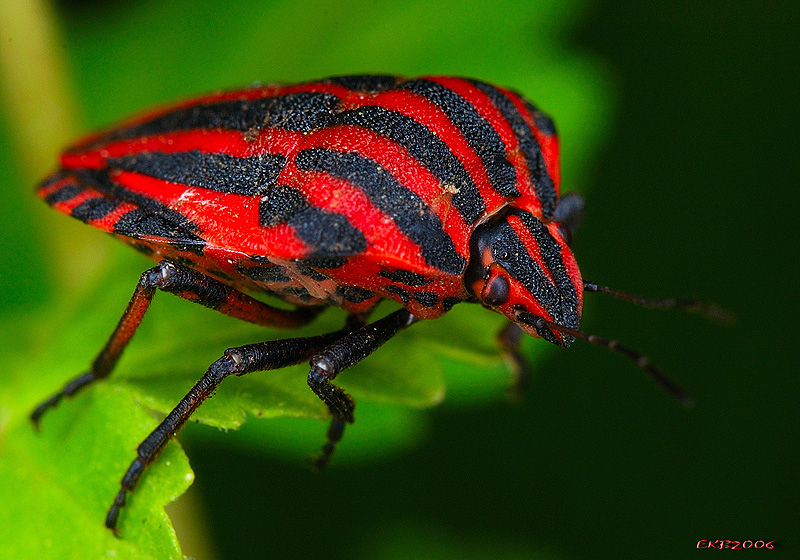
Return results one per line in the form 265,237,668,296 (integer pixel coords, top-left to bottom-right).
31,75,706,532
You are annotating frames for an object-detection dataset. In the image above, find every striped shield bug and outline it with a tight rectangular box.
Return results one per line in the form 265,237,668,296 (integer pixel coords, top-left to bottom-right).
31,75,721,533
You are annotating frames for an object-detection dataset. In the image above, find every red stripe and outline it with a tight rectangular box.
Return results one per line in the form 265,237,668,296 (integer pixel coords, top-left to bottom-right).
53,188,137,235
65,82,344,154
89,202,137,233
112,171,309,258
357,88,503,211
51,188,94,213
285,162,435,274
297,125,471,259
507,215,584,317
323,256,465,318
61,128,305,169
507,214,557,287
506,91,561,197
429,77,540,208
37,172,137,233
36,175,74,199
547,223,584,312
239,223,309,260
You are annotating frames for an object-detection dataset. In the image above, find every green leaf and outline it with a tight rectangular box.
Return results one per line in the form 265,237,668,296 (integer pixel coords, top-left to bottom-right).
0,379,191,559
0,299,191,558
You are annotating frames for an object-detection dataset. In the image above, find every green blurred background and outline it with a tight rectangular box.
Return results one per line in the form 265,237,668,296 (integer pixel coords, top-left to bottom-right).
0,0,796,558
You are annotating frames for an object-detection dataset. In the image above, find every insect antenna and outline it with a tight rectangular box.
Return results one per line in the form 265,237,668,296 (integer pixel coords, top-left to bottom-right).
582,281,733,325
519,313,693,407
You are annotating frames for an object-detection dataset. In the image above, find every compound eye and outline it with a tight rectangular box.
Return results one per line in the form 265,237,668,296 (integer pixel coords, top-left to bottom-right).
482,274,510,306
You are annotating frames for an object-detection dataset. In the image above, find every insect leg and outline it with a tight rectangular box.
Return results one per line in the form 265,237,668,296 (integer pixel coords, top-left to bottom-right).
106,329,349,533
31,260,321,426
307,309,418,469
497,321,529,397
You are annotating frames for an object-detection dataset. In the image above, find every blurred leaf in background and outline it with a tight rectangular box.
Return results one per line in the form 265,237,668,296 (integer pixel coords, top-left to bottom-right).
0,0,609,558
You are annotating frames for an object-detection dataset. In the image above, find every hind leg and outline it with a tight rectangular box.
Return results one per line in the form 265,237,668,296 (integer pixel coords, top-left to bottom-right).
31,260,321,426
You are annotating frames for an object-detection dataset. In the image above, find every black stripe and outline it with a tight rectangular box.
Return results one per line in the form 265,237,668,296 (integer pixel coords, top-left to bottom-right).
491,222,562,344
516,211,579,327
37,169,70,190
71,197,121,222
81,92,340,148
73,168,200,233
322,75,400,92
238,265,292,284
524,100,557,136
296,148,467,275
109,150,286,196
494,221,561,315
290,205,366,256
334,106,485,224
340,286,375,304
469,80,558,219
413,291,439,307
284,286,312,301
442,297,461,311
295,262,329,282
44,184,85,205
258,184,367,258
113,209,205,252
379,269,433,286
302,257,348,269
259,184,307,227
491,212,579,337
400,78,519,197
69,168,206,252
385,285,411,304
